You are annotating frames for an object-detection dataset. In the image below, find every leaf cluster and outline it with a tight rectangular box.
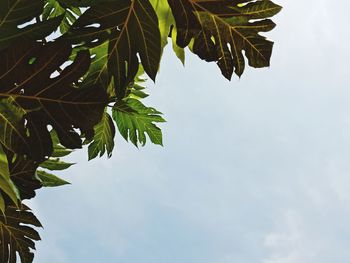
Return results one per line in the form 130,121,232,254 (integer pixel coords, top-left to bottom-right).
0,0,281,261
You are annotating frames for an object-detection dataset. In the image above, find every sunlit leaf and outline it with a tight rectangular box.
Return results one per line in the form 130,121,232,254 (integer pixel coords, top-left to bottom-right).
151,0,185,63
113,99,165,147
43,0,82,34
88,112,116,160
171,27,185,65
0,146,20,207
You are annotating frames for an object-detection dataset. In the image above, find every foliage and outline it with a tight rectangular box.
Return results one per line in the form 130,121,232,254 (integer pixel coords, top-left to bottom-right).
0,205,42,263
0,0,281,261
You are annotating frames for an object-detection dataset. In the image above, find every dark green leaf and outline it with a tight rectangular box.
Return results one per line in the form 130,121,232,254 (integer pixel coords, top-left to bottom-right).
0,99,28,162
67,0,161,99
167,0,282,79
0,205,42,263
0,0,63,50
8,155,41,200
0,40,108,162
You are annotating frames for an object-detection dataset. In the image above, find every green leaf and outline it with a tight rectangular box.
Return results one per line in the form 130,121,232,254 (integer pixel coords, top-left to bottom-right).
36,132,72,188
0,205,42,263
51,145,73,158
125,66,149,99
171,27,185,65
167,0,282,79
0,145,20,206
112,99,165,147
0,99,28,160
130,89,149,99
0,192,5,215
88,112,116,160
0,0,63,50
151,0,174,49
151,0,185,64
50,131,73,158
67,0,161,99
37,170,70,187
40,158,74,171
57,0,116,7
0,176,18,209
43,0,82,34
79,41,110,91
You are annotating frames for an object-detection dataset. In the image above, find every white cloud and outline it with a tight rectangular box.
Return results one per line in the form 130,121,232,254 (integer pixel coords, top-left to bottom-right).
263,210,316,263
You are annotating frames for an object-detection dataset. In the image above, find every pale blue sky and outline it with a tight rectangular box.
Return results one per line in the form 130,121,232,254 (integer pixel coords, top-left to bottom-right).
30,0,350,262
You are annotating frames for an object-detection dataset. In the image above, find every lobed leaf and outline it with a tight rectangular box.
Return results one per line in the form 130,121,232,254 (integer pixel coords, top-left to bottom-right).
112,99,165,147
0,205,42,263
167,0,282,79
0,40,108,162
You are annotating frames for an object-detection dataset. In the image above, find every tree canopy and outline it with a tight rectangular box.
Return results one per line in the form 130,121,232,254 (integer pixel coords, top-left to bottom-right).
0,0,281,261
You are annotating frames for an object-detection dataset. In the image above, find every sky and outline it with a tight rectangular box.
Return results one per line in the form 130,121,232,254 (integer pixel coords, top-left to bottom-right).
29,0,350,262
